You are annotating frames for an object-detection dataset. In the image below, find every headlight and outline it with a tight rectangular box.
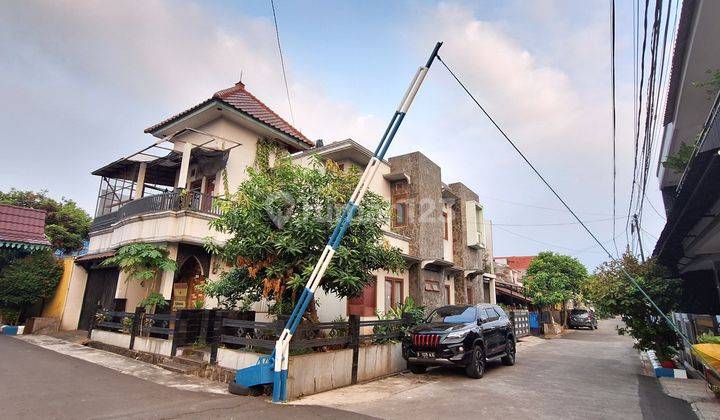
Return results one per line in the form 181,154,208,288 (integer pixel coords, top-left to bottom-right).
446,330,469,340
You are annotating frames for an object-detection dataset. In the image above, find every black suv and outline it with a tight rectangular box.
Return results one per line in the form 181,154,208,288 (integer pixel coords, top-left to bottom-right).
402,304,515,378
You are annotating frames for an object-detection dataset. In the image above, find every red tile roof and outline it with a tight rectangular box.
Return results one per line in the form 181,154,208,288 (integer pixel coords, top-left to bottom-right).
0,204,51,246
497,256,536,271
144,82,313,148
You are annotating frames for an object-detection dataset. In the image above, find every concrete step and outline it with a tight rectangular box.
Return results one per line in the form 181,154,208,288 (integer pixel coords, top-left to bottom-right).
180,347,208,359
173,355,207,368
158,362,196,375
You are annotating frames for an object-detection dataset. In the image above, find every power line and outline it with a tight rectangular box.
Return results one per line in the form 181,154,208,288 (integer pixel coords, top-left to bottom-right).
493,225,606,255
477,194,613,216
436,53,693,348
611,0,619,256
488,216,627,227
270,0,296,126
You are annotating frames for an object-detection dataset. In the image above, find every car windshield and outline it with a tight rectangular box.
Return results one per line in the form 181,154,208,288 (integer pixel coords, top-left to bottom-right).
426,306,475,324
571,309,589,316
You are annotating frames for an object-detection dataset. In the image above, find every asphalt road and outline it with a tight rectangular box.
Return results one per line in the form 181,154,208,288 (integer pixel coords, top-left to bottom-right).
0,318,696,419
306,318,696,420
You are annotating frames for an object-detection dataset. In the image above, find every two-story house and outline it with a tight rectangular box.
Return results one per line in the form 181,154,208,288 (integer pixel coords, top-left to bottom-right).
59,81,498,330
62,81,314,330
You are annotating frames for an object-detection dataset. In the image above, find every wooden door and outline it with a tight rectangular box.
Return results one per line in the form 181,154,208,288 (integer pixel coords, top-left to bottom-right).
78,268,119,330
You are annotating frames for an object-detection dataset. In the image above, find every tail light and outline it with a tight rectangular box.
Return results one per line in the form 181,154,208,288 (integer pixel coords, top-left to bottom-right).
412,334,440,348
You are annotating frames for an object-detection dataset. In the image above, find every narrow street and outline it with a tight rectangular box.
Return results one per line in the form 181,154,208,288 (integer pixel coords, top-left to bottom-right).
294,318,696,419
0,319,696,419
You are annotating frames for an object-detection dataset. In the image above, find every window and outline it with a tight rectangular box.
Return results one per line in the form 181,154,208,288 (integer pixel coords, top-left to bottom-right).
394,202,407,227
479,308,499,322
443,211,449,240
385,277,403,311
348,277,376,317
465,201,486,249
494,306,507,318
391,181,409,228
427,306,476,324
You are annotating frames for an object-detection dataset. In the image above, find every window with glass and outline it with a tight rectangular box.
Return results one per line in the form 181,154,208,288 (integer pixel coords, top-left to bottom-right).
391,181,409,228
384,277,403,311
443,210,449,239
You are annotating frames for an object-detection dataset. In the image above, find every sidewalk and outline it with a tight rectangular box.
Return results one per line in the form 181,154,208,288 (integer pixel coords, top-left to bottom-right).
14,335,228,394
660,377,720,420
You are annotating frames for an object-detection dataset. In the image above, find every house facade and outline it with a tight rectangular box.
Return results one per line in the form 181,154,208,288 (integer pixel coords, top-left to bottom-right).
493,255,534,307
653,0,720,313
60,82,497,330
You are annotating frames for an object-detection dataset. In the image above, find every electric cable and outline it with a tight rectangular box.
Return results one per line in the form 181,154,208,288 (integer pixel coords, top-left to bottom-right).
270,0,296,126
436,54,693,347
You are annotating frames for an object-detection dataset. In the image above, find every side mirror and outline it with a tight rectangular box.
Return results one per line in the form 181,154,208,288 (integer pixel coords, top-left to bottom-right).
477,319,483,326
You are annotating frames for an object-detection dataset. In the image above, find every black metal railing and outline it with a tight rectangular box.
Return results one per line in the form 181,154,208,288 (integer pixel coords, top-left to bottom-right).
90,191,223,231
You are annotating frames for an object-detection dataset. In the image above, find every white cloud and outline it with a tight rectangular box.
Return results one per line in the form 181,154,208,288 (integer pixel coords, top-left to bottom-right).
0,0,381,210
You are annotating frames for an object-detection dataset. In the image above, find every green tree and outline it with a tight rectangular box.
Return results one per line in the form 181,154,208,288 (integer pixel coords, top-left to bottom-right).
0,250,63,323
0,189,91,252
102,243,177,311
206,145,405,318
584,252,681,360
523,251,588,324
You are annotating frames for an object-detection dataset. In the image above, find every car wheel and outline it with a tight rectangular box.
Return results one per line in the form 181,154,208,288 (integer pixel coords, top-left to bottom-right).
228,380,264,396
465,345,485,379
409,364,427,374
502,339,516,366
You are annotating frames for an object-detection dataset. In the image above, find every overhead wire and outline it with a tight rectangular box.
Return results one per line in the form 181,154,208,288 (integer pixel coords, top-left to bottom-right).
611,0,619,256
270,0,296,126
436,53,693,347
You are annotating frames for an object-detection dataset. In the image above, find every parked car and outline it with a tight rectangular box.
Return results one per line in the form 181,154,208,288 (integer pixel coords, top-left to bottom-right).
568,308,597,330
402,304,516,378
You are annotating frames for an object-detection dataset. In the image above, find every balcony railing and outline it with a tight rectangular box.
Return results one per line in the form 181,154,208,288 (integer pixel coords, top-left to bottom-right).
90,191,223,231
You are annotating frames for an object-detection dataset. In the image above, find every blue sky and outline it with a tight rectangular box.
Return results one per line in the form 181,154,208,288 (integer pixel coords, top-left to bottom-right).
0,0,670,270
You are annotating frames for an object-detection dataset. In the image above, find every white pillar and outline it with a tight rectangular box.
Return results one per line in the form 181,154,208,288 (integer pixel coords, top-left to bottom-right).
488,277,497,304
134,162,147,199
176,142,193,189
159,243,179,299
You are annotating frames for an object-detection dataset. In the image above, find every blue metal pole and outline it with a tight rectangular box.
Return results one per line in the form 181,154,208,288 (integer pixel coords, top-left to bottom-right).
268,41,443,403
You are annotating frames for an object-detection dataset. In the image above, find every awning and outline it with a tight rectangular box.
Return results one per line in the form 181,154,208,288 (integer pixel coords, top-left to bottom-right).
75,251,115,263
0,240,51,251
495,286,531,303
421,259,454,271
92,128,239,185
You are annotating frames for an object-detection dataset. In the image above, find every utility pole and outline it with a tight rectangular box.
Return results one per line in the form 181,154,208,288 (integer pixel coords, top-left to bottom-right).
632,214,645,263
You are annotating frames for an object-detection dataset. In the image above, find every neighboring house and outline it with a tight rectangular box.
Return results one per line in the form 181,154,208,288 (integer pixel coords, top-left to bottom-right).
58,82,498,330
494,255,534,307
653,0,720,313
0,204,52,252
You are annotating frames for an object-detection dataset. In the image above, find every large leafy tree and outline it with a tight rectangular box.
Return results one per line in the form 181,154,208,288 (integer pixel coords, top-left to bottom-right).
584,252,681,360
0,250,63,323
206,144,405,317
523,251,588,322
0,189,91,252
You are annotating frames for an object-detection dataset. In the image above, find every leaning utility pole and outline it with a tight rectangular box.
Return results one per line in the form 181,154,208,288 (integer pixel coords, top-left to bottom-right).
632,214,645,263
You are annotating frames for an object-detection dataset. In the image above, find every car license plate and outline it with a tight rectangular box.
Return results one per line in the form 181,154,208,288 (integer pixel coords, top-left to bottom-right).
419,351,434,358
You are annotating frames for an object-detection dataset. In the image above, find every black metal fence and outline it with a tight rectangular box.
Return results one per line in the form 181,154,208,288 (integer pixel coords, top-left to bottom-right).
210,315,409,384
90,191,223,231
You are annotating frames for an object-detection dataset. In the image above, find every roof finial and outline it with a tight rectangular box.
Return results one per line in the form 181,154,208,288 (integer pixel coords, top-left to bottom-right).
236,70,244,87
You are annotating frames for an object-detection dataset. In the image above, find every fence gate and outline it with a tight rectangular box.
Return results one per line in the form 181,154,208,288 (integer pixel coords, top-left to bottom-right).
510,310,530,338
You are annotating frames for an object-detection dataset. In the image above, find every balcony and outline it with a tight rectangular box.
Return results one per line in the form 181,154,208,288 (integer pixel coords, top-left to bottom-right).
90,191,222,232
